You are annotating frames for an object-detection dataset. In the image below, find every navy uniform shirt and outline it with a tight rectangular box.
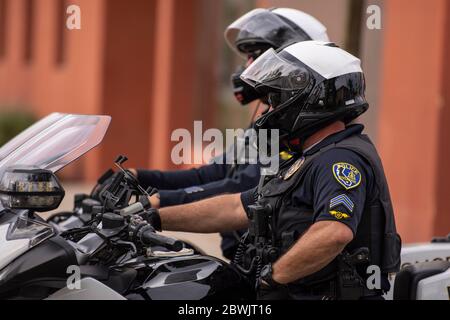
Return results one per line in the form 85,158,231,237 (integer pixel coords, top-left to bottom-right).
241,124,376,237
137,161,260,207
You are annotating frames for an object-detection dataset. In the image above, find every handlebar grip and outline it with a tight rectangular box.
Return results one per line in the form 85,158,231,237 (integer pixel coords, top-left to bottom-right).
119,202,144,216
140,229,183,252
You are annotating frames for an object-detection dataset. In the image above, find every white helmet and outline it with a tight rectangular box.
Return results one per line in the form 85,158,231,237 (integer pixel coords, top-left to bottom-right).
225,8,329,58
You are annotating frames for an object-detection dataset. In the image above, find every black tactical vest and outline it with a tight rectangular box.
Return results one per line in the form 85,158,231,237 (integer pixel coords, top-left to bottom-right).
253,133,401,287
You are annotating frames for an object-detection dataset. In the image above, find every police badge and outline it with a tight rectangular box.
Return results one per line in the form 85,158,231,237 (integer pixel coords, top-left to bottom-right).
283,157,305,180
332,162,361,190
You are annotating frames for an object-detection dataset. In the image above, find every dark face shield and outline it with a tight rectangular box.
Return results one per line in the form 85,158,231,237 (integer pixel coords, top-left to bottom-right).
241,48,311,96
225,9,311,58
230,54,268,106
242,41,369,147
241,48,314,135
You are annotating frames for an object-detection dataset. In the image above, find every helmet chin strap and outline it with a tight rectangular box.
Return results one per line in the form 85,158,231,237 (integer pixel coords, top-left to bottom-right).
249,100,270,127
261,104,270,115
250,101,262,123
285,132,324,154
287,112,347,150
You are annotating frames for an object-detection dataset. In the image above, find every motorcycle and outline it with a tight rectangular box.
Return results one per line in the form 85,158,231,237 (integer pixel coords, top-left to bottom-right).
0,113,252,300
384,236,450,300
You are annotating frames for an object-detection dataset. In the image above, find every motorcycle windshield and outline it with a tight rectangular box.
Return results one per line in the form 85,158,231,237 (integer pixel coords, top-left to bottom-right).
0,113,111,174
0,113,65,162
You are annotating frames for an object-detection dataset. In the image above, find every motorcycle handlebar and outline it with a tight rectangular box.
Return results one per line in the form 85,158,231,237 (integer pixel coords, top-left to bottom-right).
119,202,144,216
140,228,183,252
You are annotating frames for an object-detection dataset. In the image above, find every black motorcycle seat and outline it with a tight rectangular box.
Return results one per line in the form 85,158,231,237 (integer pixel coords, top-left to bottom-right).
393,260,450,300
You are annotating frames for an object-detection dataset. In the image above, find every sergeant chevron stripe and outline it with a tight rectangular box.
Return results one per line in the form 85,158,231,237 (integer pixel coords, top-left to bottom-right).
329,194,354,212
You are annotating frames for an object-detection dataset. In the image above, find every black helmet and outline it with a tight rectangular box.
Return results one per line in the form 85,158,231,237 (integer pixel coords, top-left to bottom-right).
226,8,329,105
241,41,368,143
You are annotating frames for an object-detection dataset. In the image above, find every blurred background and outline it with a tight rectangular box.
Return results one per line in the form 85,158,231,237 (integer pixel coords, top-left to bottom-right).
0,0,448,253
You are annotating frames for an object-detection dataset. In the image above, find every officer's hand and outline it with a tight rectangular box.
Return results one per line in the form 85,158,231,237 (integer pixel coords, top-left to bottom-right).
128,168,138,177
148,193,160,209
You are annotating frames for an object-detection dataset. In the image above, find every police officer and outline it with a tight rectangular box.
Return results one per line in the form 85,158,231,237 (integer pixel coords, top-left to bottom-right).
127,8,330,260
148,41,401,300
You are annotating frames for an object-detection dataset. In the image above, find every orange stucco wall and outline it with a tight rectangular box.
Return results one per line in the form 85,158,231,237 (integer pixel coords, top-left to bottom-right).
0,0,220,180
378,0,450,242
0,0,105,180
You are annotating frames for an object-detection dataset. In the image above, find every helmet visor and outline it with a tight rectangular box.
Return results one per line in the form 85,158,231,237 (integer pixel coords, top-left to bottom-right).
225,9,308,58
240,48,311,92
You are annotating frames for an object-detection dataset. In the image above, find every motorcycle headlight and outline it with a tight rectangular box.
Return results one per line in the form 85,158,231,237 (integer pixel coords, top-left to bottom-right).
0,168,65,212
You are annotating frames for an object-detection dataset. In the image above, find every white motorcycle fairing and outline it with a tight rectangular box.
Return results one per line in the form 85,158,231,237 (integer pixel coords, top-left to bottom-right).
384,242,450,300
0,223,29,271
46,277,126,300
400,242,450,268
416,268,450,300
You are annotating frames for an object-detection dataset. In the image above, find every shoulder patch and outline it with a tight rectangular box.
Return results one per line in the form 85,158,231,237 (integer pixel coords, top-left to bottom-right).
329,210,351,220
332,162,361,190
